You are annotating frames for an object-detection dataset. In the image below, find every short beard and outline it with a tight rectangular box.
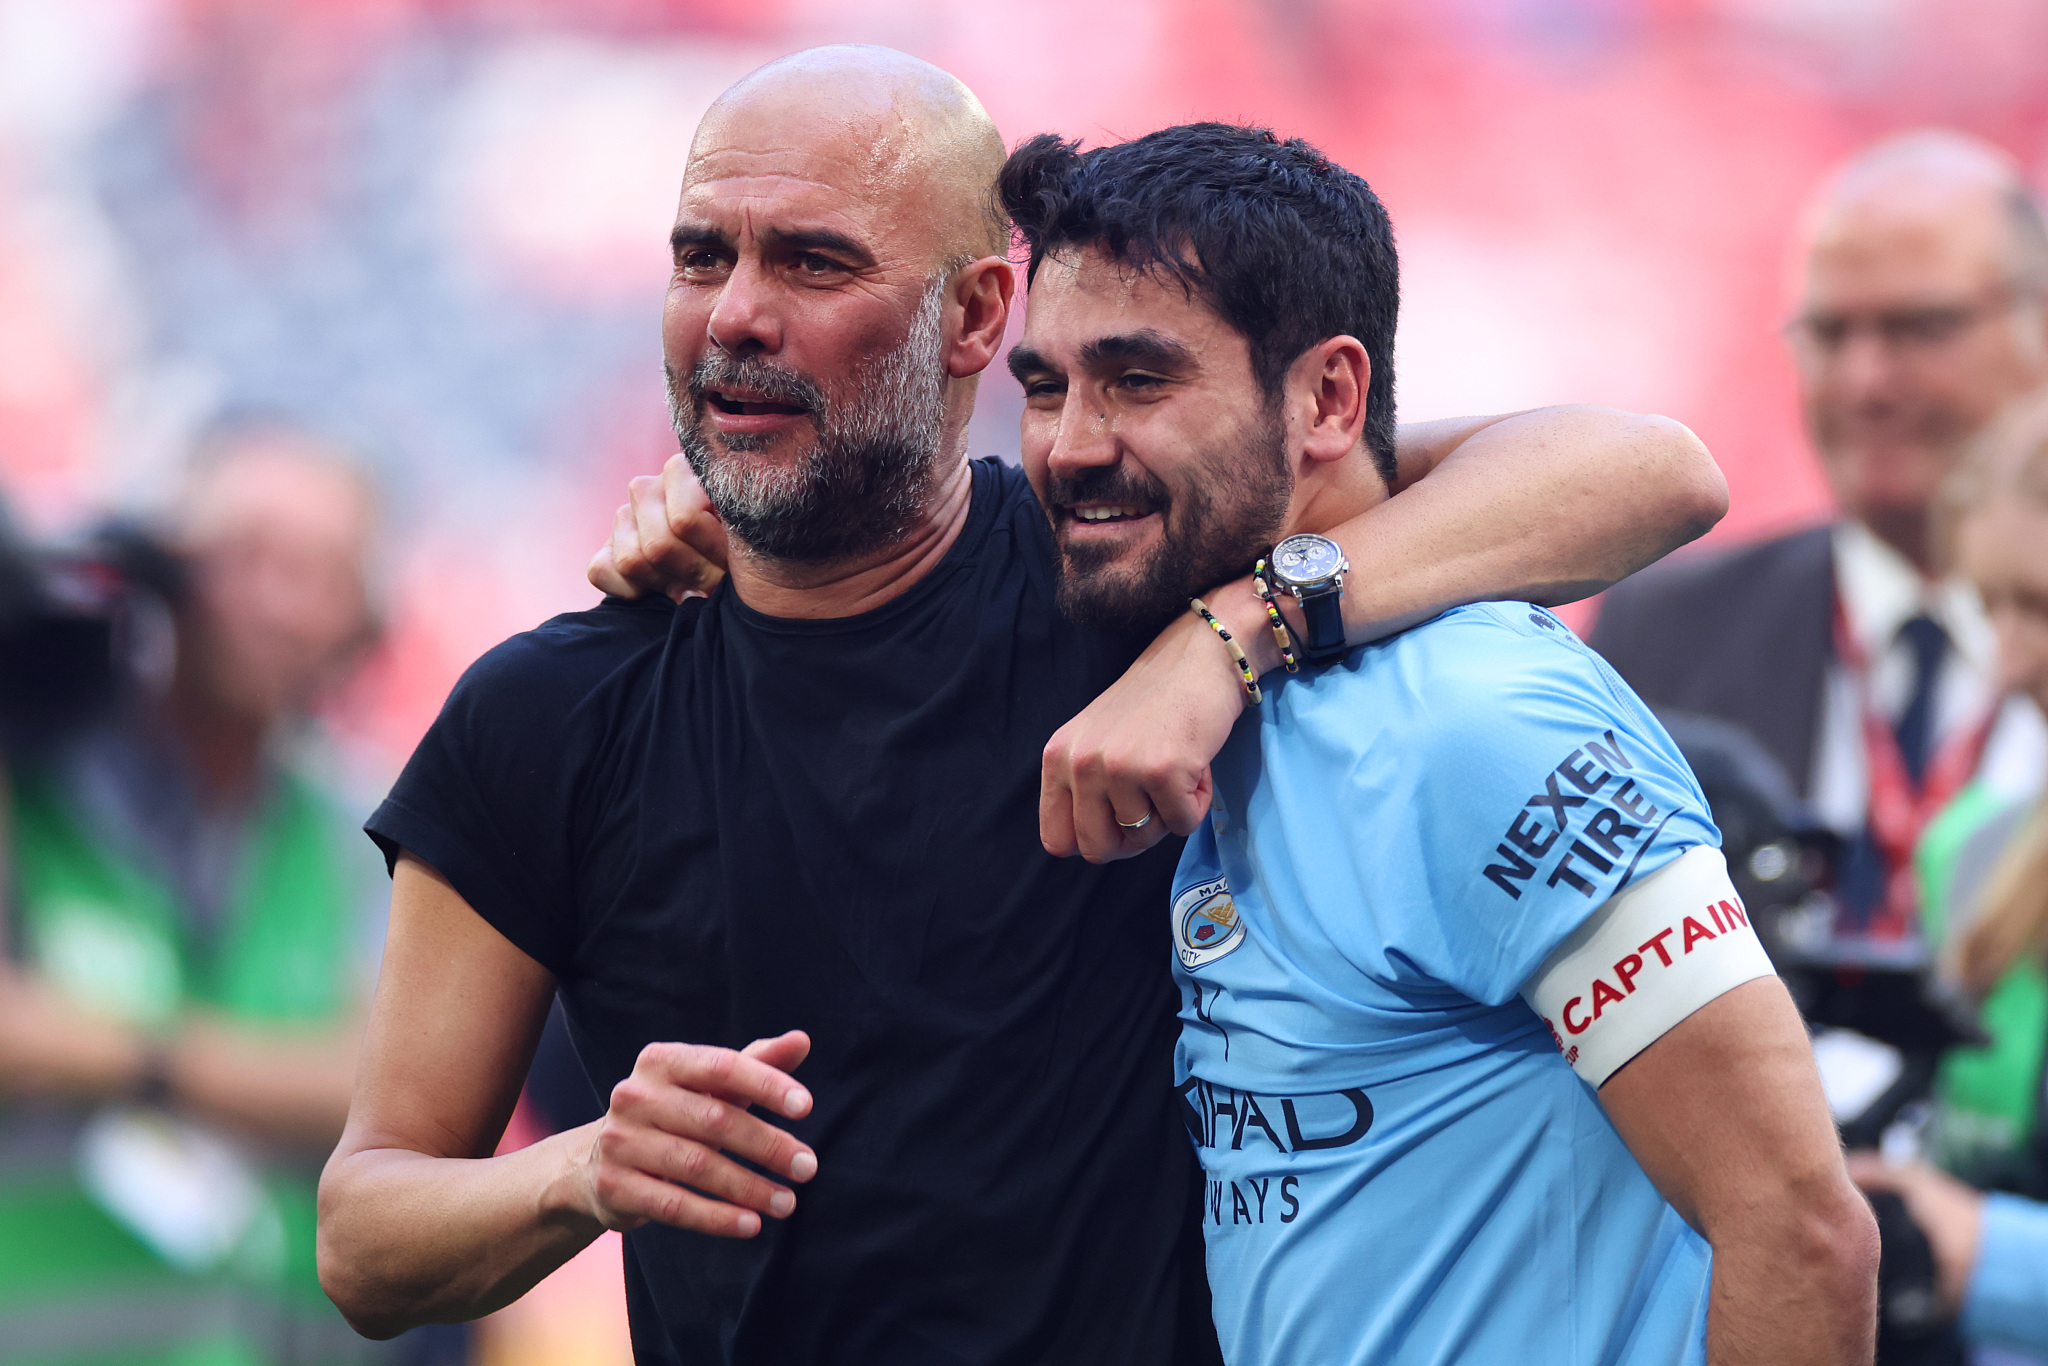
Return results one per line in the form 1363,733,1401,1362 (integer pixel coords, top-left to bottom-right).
669,273,951,564
1049,404,1292,635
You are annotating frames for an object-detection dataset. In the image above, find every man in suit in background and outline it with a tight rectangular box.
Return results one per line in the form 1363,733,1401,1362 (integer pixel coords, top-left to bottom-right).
1593,130,2048,941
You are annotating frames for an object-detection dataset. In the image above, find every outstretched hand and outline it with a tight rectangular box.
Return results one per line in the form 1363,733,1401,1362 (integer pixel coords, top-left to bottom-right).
588,454,730,602
1040,607,1248,863
567,1029,817,1240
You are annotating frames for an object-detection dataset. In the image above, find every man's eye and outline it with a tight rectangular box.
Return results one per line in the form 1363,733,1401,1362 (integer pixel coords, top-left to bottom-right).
797,253,841,274
1117,373,1167,392
1022,379,1064,399
679,250,725,273
1884,309,1970,347
1799,316,1848,349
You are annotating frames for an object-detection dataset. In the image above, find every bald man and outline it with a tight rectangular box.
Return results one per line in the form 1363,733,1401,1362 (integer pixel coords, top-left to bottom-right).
319,48,1724,1365
1595,131,2048,942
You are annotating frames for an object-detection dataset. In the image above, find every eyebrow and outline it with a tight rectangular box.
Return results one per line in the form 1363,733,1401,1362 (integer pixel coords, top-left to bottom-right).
761,227,876,267
671,223,728,256
668,221,877,269
1006,344,1051,384
1079,330,1197,372
1006,330,1198,385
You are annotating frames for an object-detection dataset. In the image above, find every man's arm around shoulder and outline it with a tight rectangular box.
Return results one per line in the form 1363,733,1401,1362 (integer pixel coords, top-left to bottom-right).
317,855,818,1337
1601,977,1879,1364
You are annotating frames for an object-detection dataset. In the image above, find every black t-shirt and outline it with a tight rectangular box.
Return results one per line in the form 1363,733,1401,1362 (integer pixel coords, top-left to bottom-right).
367,459,1220,1366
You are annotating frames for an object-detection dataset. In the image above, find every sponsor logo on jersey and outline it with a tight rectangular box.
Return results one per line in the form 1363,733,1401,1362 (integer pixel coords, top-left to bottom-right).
1177,1079,1374,1153
1173,876,1246,969
1479,729,1673,901
1179,1081,1374,1231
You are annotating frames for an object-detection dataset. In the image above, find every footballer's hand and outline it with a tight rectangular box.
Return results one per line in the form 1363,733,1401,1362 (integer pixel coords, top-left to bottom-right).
1042,603,1255,863
566,1031,816,1239
587,454,730,602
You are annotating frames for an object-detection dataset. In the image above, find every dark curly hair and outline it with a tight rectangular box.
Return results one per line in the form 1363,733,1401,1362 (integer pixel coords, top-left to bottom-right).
997,123,1399,485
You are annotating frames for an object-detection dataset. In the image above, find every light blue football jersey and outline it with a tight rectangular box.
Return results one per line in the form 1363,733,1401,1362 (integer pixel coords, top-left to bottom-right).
1174,602,1719,1366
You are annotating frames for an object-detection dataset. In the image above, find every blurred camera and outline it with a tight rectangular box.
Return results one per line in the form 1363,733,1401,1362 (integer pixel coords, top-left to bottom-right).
0,509,181,761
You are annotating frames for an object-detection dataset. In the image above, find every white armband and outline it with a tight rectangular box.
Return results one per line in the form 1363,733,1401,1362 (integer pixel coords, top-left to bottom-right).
1520,845,1775,1086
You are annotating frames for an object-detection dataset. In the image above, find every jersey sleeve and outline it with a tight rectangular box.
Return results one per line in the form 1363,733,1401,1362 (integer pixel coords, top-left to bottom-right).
364,597,675,976
1361,608,1722,1007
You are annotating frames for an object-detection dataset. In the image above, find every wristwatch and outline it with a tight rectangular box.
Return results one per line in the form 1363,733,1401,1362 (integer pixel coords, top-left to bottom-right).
1266,533,1349,662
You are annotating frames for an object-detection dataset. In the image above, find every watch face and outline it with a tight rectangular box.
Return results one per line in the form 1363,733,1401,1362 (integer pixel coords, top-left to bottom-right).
1273,534,1344,585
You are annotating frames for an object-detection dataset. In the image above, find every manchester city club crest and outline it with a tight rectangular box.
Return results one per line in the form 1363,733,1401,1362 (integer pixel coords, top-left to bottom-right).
1173,876,1246,969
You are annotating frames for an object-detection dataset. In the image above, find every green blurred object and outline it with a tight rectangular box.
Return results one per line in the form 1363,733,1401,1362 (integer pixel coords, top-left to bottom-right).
0,770,371,1366
1915,782,2048,1190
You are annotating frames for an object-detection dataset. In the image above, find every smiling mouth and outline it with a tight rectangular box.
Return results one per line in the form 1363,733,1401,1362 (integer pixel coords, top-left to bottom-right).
1068,505,1154,524
706,390,809,418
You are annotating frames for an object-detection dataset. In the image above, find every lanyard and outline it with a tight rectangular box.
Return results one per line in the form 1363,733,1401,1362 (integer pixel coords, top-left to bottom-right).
1832,597,1997,939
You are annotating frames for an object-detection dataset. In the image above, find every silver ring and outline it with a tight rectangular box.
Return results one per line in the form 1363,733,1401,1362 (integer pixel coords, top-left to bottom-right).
1116,811,1154,831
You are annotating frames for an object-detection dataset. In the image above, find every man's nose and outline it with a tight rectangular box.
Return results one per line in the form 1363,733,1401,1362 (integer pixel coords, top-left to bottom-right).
1044,398,1122,478
1829,328,1899,407
707,258,783,355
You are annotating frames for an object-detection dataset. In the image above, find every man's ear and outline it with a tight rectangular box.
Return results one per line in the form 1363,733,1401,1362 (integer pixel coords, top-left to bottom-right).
1292,335,1370,464
946,257,1018,380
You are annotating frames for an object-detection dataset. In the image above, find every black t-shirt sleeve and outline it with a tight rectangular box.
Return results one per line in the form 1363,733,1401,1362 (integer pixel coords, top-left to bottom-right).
365,596,676,976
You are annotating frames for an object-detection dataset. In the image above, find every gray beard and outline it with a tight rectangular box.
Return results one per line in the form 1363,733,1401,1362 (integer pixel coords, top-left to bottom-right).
669,274,951,565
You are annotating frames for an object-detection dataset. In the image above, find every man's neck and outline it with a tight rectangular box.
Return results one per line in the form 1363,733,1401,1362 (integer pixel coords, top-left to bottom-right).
724,455,976,620
159,679,267,807
1284,451,1390,539
1856,507,1941,581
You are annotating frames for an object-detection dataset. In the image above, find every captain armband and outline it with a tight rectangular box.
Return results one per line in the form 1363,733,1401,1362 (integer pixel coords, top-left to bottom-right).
1520,845,1776,1087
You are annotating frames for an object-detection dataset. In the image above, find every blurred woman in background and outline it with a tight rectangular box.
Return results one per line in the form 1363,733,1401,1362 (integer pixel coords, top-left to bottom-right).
1858,386,2048,1363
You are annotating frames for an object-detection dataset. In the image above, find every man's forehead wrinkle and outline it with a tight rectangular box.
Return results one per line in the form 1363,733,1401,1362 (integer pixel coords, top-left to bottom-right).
696,44,1007,260
682,123,957,270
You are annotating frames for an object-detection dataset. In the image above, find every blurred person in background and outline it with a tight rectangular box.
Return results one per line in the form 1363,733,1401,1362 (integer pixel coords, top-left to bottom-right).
0,422,422,1365
1593,130,2048,945
1851,386,2048,1366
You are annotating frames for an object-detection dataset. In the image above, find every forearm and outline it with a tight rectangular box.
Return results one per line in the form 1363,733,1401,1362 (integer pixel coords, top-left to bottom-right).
1703,1186,1879,1365
318,1126,604,1338
169,1014,363,1151
1601,981,1877,1366
1375,405,1724,620
1209,406,1725,671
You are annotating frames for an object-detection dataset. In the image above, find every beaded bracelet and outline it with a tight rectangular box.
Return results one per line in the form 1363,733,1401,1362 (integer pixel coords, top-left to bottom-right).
1190,597,1262,707
1251,560,1300,673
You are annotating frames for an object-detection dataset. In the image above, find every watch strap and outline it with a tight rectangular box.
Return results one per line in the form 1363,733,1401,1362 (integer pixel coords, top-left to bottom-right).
1299,589,1347,661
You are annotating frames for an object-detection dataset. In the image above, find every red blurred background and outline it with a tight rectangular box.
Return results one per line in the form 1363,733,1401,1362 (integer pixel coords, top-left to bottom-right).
2,0,2044,1356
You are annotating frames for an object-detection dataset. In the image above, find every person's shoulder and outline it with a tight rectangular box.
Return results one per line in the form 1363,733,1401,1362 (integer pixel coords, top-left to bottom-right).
979,454,1035,497
449,594,682,720
1333,603,1647,756
977,457,1053,541
1373,601,1606,696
